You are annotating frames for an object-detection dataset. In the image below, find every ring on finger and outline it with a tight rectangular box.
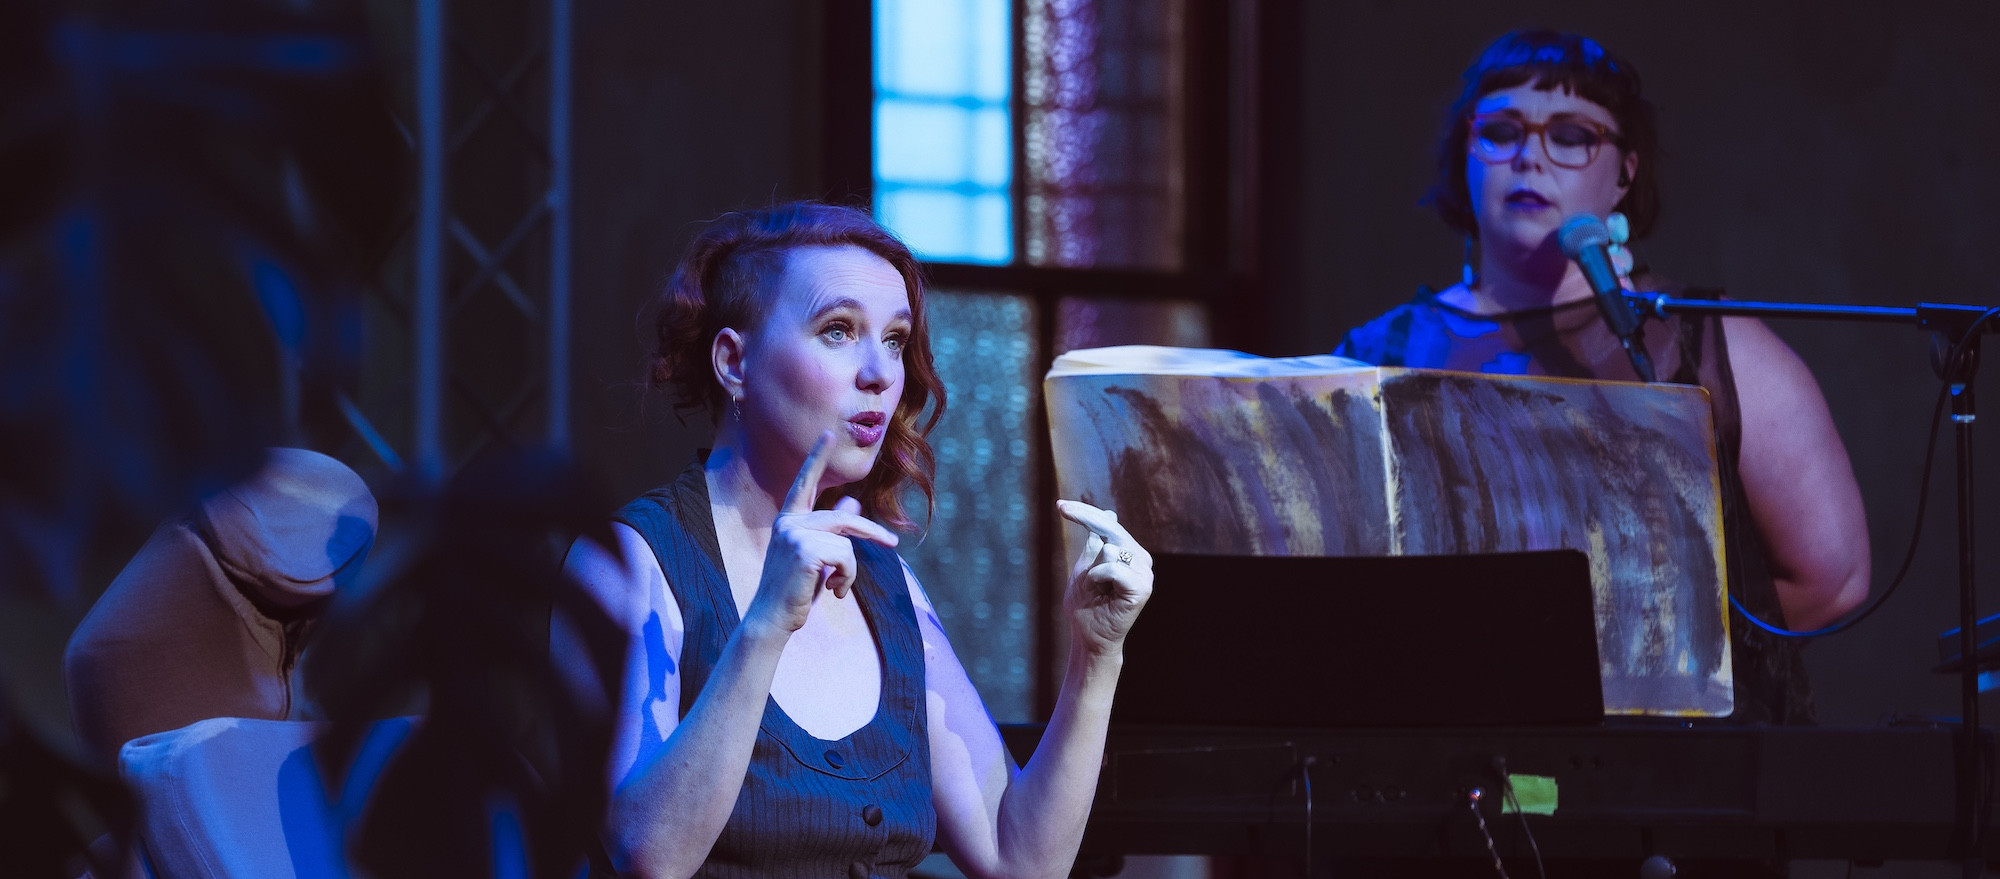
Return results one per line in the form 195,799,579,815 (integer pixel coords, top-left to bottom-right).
1116,548,1134,565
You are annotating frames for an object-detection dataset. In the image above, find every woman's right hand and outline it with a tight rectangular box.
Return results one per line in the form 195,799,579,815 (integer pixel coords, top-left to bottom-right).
742,431,899,638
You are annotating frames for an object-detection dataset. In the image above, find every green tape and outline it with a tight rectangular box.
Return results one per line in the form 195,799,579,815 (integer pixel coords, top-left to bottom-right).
1502,773,1557,816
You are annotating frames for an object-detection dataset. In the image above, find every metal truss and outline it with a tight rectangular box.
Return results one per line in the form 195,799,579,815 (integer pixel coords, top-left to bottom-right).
339,0,573,482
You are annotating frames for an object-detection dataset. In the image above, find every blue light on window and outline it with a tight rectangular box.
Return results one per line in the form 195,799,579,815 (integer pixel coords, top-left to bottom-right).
873,0,1011,264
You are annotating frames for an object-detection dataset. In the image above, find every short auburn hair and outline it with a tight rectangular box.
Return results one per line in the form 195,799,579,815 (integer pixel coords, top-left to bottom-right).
1427,29,1661,240
644,201,944,531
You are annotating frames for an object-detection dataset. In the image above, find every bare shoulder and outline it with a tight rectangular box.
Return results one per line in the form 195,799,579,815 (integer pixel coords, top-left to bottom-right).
898,556,937,615
1718,312,1782,352
1721,316,1850,443
1720,316,1820,398
899,557,954,643
563,522,669,627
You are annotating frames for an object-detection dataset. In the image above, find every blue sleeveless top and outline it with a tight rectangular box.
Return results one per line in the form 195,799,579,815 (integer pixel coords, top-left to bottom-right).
613,460,937,878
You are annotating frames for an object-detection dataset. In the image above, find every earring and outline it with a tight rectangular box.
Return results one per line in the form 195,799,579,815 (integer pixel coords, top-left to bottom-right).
1606,212,1635,282
1460,235,1479,289
731,396,743,423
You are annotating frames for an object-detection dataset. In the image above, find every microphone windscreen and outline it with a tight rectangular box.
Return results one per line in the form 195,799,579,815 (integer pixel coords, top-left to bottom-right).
1557,214,1612,259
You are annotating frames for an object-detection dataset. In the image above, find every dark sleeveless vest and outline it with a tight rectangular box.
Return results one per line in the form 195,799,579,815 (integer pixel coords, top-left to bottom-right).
612,459,937,878
1335,285,1815,725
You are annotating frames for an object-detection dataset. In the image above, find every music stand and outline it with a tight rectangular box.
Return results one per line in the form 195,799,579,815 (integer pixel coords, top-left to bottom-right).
1114,549,1603,727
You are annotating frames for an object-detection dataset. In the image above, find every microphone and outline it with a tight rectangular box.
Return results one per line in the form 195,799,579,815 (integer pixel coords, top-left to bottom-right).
1558,213,1656,382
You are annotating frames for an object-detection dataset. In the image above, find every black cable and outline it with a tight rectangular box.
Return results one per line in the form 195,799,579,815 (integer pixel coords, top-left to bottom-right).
1730,306,2000,639
1502,779,1548,879
1729,382,1946,639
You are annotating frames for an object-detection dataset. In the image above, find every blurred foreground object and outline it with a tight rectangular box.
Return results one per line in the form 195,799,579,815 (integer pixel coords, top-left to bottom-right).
104,452,619,878
300,450,626,879
0,0,402,874
0,0,402,603
120,716,415,879
66,448,378,764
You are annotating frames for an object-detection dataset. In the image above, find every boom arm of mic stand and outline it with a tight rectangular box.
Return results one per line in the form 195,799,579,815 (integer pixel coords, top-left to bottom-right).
1637,294,2000,334
1635,290,1998,875
1638,294,1920,324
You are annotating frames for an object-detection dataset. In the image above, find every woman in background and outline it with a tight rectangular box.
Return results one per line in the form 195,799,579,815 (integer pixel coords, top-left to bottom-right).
1336,30,1868,725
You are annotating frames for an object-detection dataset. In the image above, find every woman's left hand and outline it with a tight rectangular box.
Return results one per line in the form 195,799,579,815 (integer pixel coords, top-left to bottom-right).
1056,500,1153,657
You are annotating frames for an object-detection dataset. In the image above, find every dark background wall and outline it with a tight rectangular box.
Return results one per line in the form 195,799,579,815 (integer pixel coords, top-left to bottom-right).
1262,0,2000,729
566,1,831,499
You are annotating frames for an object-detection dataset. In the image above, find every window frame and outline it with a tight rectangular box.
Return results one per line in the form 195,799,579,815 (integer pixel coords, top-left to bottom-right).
824,0,1267,714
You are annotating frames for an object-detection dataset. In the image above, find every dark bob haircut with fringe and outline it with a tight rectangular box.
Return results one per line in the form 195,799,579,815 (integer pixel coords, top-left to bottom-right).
1428,29,1661,240
644,201,944,532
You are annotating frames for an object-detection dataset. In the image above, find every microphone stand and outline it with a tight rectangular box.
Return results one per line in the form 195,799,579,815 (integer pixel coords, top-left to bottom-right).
1613,319,1656,384
1638,293,1993,877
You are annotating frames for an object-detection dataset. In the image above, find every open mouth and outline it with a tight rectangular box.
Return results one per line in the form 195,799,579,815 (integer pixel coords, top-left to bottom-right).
846,411,887,446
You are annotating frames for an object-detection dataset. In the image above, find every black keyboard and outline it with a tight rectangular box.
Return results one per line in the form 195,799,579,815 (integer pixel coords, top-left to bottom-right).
1000,723,1996,862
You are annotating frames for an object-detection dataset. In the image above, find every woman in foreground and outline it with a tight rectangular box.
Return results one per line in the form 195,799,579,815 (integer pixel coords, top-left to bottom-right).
558,202,1153,879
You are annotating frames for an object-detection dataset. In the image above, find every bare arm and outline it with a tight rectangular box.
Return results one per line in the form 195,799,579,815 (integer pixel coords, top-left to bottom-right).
1725,316,1870,630
925,501,1153,879
557,524,781,879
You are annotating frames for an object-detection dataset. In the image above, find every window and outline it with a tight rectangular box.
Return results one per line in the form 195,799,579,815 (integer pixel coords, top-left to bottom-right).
873,0,1013,264
860,0,1243,721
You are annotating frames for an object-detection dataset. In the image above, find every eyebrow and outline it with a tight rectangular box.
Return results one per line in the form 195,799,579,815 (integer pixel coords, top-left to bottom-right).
808,296,913,324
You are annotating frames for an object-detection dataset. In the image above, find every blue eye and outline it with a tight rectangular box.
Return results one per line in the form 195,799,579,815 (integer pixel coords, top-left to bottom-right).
821,321,853,343
884,333,906,355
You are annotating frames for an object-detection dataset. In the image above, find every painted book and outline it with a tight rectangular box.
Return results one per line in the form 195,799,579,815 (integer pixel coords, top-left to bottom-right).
1044,345,1733,717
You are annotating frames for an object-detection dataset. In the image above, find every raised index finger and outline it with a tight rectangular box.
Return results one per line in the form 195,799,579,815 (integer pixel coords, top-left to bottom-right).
1057,499,1139,548
782,431,836,515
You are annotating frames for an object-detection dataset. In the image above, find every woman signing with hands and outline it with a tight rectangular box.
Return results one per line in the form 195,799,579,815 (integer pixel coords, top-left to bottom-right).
556,202,1152,879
